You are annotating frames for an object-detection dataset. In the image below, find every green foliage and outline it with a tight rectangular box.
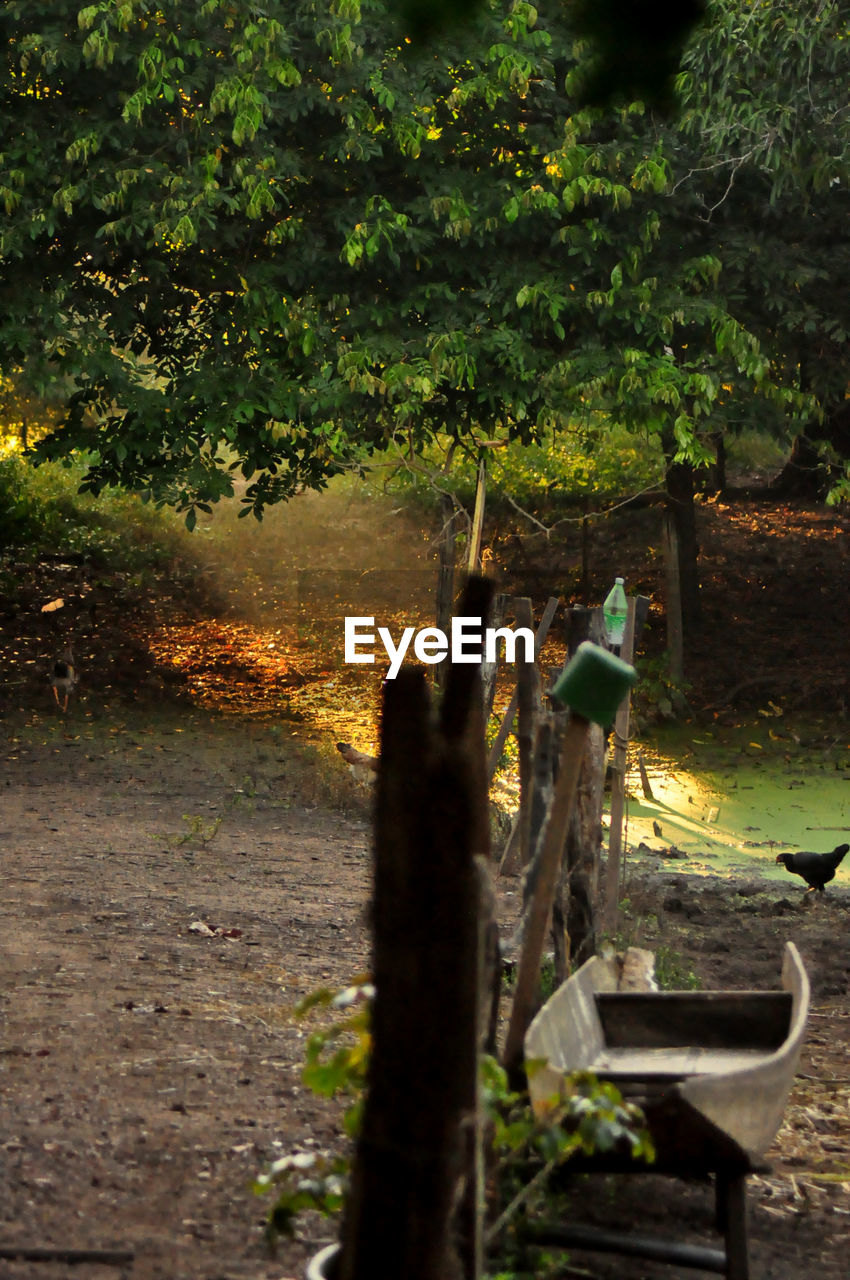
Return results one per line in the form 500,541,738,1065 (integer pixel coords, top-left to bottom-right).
297,981,374,1139
500,954,558,1005
253,1151,349,1247
388,423,665,514
826,467,850,509
654,945,701,991
0,0,799,525
725,428,791,475
486,1057,652,1164
606,926,699,993
252,980,373,1242
672,0,850,451
632,653,692,729
0,368,64,456
254,981,653,1253
395,0,708,115
486,708,519,776
171,813,223,847
0,455,189,563
484,1056,654,1256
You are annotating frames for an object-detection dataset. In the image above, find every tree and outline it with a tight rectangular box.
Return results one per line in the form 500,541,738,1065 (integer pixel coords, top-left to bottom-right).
672,0,850,498
1,0,784,545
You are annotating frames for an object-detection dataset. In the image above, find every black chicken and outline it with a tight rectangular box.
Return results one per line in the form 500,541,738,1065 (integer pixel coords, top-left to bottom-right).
775,843,849,892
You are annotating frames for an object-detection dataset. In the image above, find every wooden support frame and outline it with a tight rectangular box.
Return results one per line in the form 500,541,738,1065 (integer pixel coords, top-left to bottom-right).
716,1173,750,1280
525,1167,751,1279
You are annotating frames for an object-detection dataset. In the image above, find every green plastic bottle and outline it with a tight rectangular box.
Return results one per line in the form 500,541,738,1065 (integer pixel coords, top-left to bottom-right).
602,576,628,648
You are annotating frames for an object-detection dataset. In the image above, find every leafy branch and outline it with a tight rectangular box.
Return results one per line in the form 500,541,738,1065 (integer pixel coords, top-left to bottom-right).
253,983,654,1256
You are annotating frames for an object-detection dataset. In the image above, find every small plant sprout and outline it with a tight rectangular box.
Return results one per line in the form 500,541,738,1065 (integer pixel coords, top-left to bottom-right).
252,1151,349,1247
172,813,223,847
253,980,374,1245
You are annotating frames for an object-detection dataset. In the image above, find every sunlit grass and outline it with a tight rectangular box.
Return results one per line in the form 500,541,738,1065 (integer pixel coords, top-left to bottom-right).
0,454,193,568
377,422,666,513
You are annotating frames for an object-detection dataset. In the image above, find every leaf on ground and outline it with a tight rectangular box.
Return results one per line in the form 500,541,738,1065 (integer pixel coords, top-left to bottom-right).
188,920,243,940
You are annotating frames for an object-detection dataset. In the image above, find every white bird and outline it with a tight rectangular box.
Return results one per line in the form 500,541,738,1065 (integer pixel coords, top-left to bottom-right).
50,646,77,712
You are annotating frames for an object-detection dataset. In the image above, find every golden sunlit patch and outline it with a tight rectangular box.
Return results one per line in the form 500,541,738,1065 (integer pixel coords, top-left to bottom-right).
142,618,305,716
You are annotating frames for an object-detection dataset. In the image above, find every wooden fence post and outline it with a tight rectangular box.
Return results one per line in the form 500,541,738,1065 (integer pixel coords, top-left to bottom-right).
467,456,487,573
338,578,494,1280
514,597,539,869
480,592,507,724
604,597,637,932
436,497,457,692
502,712,592,1079
487,596,559,782
546,608,606,978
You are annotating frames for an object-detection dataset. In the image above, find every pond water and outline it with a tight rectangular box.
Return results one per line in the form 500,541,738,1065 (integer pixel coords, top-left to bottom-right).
619,720,850,882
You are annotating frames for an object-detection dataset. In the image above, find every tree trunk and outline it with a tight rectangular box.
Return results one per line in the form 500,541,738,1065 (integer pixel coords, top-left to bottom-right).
770,428,827,498
662,512,684,685
770,402,850,498
663,452,701,637
702,431,726,496
770,346,850,499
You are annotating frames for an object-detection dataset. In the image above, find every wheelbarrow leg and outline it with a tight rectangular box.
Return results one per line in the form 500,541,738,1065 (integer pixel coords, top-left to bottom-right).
716,1172,749,1280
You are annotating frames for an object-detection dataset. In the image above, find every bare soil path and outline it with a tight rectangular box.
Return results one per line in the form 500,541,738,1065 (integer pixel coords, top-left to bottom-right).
1,709,376,1279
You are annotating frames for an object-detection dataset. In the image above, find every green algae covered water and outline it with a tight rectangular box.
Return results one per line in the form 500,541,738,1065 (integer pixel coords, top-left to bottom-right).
618,720,850,884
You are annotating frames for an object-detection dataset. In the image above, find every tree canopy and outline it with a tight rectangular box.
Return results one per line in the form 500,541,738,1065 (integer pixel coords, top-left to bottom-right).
671,0,850,487
1,0,803,525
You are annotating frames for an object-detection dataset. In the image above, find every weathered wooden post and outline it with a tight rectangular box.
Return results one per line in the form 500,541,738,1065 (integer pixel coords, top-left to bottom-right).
338,577,494,1280
467,456,487,573
604,596,636,931
604,593,650,931
513,597,539,870
479,592,508,724
493,598,559,877
487,596,559,783
502,643,636,1080
557,607,607,974
435,497,457,691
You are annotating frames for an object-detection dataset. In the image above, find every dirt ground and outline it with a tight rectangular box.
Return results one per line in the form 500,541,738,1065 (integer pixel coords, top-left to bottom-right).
1,488,849,1280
